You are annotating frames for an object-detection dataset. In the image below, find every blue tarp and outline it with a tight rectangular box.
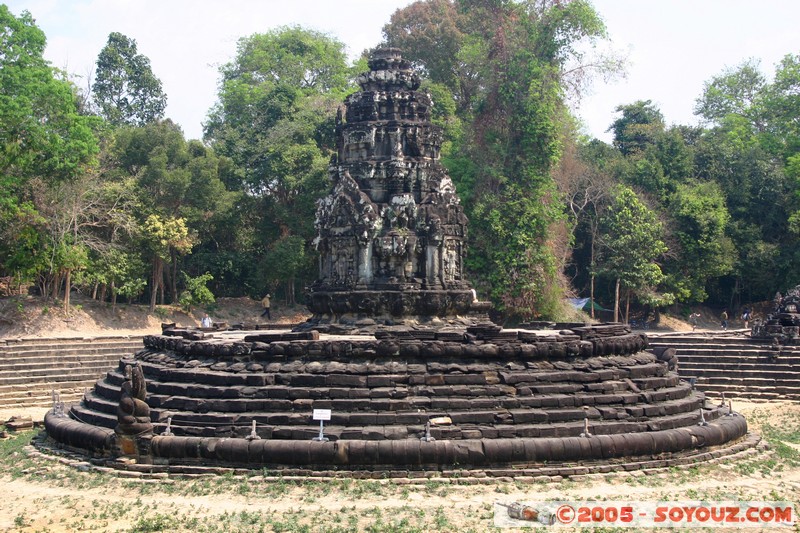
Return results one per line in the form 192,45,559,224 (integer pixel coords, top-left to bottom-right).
567,298,611,311
568,298,590,310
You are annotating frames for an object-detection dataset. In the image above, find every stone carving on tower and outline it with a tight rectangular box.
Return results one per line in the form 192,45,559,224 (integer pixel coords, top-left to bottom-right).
307,49,475,322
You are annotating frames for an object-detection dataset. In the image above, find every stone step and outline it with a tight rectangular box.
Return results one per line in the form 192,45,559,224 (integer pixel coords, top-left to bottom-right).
677,366,800,379
82,388,701,423
0,364,116,385
68,402,712,441
0,378,100,394
0,354,125,372
1,338,141,351
683,375,800,390
671,348,800,356
0,383,97,408
92,370,694,409
1,336,142,346
0,344,142,359
695,385,794,399
651,341,800,351
675,354,800,364
648,333,758,343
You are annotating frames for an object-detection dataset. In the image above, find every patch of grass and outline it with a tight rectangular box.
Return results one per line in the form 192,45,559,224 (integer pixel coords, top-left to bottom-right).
129,513,179,532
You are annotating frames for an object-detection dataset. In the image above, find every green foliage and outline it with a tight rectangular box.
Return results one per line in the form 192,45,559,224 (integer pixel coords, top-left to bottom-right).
142,215,194,260
384,0,613,320
92,32,167,126
205,26,356,302
598,185,667,312
664,181,734,302
0,6,103,299
609,100,664,156
0,7,99,183
178,271,215,312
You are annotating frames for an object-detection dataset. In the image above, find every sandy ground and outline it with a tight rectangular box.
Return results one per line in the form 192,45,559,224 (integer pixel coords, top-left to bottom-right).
0,295,309,340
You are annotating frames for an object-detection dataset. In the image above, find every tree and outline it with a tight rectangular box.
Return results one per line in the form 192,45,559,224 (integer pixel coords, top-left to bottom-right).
383,0,477,112
0,6,100,300
693,58,795,304
598,185,668,322
664,181,735,302
385,0,614,320
557,138,617,317
178,271,215,313
110,120,233,305
694,59,766,129
205,26,355,303
609,100,664,156
92,32,167,126
141,214,194,311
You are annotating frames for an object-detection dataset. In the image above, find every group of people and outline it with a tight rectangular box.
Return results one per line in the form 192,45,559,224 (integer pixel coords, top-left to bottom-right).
688,307,752,332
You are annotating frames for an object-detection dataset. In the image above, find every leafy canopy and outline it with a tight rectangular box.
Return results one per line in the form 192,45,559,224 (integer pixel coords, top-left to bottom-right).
92,32,167,126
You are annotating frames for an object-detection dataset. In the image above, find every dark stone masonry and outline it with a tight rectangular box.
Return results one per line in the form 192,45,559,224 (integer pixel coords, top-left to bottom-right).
305,48,476,327
43,50,750,476
45,322,748,474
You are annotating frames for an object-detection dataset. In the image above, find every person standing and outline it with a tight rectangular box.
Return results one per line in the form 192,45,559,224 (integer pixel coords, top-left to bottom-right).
720,310,728,330
260,293,271,320
200,313,212,328
689,312,701,331
741,307,751,329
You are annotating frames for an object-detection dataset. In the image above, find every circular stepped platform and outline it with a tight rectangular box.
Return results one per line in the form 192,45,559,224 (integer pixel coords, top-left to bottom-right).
45,323,749,474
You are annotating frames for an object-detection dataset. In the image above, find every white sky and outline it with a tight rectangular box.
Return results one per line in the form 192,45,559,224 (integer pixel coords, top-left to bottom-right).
6,0,800,142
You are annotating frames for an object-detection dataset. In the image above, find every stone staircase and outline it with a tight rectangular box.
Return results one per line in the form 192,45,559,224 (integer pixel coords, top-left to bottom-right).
0,336,143,409
647,332,800,400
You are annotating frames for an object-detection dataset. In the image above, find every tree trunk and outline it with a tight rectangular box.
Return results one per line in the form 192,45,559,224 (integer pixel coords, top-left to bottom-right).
39,275,49,303
624,289,630,324
111,280,117,313
170,252,179,304
613,278,620,323
99,283,107,303
63,269,71,315
150,258,163,312
92,282,98,300
589,236,596,320
51,272,61,301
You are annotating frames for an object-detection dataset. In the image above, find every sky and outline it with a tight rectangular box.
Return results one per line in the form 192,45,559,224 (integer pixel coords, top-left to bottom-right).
6,0,800,142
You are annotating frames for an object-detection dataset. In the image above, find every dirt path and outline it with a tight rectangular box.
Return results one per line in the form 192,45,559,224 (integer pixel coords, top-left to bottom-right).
1,401,799,532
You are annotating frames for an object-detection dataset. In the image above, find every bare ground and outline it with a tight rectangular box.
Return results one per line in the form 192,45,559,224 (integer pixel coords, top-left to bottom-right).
0,294,310,339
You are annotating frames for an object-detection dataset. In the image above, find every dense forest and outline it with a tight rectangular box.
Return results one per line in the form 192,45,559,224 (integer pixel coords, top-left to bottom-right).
2,1,799,323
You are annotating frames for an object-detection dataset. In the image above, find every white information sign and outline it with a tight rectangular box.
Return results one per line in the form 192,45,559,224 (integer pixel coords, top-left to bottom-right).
313,409,332,421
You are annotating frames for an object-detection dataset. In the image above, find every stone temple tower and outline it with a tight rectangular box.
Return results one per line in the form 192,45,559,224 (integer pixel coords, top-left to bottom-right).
307,49,476,323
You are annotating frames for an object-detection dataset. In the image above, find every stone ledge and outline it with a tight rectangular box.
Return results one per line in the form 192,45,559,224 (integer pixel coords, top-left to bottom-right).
29,430,763,482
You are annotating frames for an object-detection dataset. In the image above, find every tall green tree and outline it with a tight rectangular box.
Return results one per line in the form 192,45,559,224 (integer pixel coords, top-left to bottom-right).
384,0,615,319
110,120,234,307
205,26,356,303
92,32,167,127
598,185,668,322
694,58,795,304
0,6,99,302
664,181,735,302
609,100,664,157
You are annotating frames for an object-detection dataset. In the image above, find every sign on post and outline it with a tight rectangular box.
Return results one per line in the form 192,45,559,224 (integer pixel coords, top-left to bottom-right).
312,409,331,441
313,409,332,421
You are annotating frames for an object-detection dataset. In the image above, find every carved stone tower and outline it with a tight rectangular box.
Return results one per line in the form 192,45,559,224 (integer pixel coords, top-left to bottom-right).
307,49,475,322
